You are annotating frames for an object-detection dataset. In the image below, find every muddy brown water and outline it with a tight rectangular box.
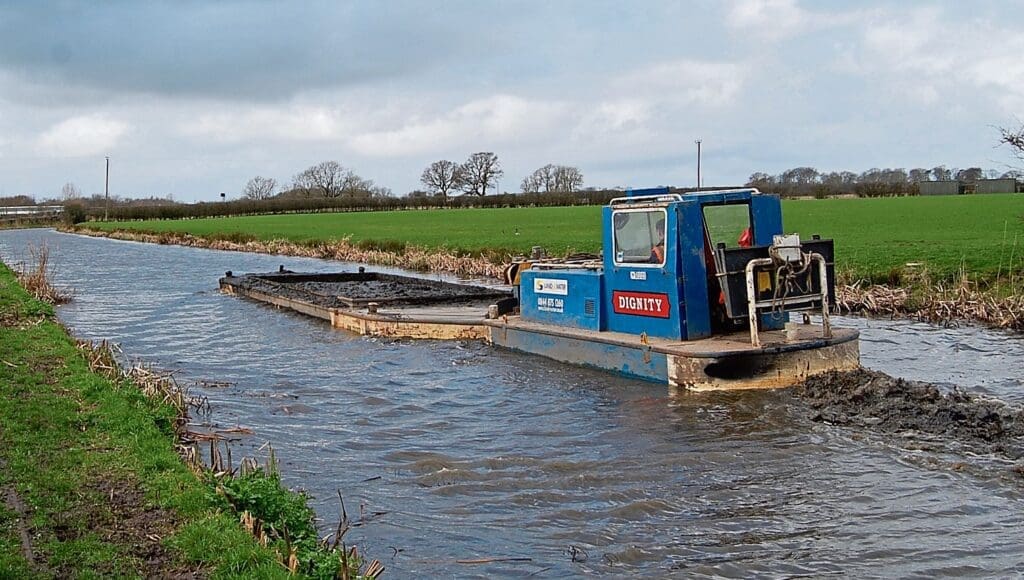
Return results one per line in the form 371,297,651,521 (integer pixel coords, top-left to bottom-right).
2,229,1023,577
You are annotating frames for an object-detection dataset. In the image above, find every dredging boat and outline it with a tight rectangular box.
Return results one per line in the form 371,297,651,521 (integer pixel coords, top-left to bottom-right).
220,188,859,390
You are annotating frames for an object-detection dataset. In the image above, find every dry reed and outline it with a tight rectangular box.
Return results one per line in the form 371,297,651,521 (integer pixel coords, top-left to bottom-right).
68,226,506,279
15,243,72,304
836,269,1024,331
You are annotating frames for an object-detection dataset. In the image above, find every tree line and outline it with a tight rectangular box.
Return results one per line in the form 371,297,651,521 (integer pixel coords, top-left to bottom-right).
239,153,585,205
747,165,1023,197
82,188,622,222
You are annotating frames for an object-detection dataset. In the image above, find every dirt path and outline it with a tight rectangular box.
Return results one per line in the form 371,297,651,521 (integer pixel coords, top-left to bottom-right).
1,458,51,577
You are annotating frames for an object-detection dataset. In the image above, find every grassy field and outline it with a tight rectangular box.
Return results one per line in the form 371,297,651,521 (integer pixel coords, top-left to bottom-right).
91,194,1024,282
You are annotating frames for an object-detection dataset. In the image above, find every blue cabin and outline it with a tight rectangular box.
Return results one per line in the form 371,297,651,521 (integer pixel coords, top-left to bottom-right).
518,188,788,341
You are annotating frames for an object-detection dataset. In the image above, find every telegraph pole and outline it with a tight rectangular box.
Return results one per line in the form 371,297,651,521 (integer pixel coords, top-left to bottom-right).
695,139,702,189
104,156,110,221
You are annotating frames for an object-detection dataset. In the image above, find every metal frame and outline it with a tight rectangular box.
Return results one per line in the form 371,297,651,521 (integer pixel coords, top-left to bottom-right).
609,193,682,205
609,188,763,207
744,252,832,347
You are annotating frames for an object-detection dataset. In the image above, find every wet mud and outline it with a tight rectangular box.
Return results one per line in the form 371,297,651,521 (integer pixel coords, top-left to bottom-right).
797,369,1024,460
226,271,509,308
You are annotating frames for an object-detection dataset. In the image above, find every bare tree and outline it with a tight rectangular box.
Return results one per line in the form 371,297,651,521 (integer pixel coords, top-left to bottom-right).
781,167,820,185
461,152,503,196
747,172,775,187
294,161,348,198
313,161,349,198
521,164,554,193
242,176,277,200
553,165,584,193
60,182,81,201
520,173,541,193
521,164,583,193
291,168,317,198
339,172,373,198
369,185,392,198
999,124,1024,165
420,160,463,203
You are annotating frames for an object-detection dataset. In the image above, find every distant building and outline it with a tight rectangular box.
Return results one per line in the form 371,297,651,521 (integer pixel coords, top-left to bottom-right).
918,180,961,195
975,178,1020,194
918,178,1021,195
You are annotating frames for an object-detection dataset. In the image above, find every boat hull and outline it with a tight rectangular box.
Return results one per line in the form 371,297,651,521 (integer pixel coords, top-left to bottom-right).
221,272,860,391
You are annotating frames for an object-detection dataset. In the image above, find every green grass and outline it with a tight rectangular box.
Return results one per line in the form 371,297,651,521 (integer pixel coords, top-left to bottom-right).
89,194,1024,282
0,262,314,578
785,195,1024,284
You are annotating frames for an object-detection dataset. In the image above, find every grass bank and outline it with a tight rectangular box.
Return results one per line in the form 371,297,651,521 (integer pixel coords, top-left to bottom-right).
0,261,376,578
84,194,1024,283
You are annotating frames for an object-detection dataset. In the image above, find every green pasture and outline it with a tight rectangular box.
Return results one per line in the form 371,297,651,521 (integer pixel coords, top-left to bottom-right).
92,194,1024,282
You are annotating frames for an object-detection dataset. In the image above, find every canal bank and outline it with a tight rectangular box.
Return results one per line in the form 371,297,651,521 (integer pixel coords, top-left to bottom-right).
0,261,372,578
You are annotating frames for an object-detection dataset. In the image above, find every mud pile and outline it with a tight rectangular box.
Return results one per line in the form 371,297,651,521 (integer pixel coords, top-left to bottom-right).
797,369,1024,459
225,271,509,309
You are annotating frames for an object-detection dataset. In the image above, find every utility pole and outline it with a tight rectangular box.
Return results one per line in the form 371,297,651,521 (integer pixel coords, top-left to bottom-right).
695,139,702,189
104,156,110,221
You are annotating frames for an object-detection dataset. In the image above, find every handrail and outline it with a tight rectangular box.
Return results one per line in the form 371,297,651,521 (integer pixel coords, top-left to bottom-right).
609,194,683,205
609,187,763,207
687,187,762,196
744,252,831,347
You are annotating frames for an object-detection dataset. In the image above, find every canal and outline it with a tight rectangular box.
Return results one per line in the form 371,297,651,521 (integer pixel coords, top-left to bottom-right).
2,229,1022,577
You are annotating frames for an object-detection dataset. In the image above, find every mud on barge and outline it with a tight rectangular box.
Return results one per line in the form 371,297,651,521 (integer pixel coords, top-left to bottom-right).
220,188,859,391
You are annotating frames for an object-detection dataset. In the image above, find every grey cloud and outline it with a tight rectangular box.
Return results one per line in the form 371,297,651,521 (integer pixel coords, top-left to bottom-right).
0,1,473,101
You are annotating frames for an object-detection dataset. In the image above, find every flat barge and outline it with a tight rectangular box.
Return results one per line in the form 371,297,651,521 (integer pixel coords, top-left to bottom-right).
220,188,860,391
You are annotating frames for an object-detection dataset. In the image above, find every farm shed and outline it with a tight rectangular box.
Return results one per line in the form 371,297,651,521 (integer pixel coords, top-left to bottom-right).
918,181,961,195
974,178,1020,194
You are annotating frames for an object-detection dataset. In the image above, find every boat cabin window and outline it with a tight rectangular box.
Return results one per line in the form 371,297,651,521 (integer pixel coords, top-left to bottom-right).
703,203,752,249
613,209,667,266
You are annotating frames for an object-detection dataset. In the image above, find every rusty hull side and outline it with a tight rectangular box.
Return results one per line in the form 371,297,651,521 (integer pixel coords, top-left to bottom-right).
668,337,860,392
222,278,489,340
329,309,489,340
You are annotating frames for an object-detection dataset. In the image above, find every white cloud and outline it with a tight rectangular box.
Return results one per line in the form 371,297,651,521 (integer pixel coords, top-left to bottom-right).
857,8,1024,115
727,0,808,40
615,59,747,106
569,99,657,148
727,0,867,42
348,95,568,157
179,105,350,143
35,114,130,157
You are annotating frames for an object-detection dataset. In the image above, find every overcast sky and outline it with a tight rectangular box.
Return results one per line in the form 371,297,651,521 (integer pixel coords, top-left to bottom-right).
1,0,1022,201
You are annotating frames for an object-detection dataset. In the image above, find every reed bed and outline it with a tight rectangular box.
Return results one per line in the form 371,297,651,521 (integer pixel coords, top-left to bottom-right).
836,271,1024,331
69,226,506,279
15,243,72,304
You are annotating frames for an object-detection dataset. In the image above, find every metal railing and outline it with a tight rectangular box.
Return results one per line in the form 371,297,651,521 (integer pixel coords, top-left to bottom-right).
744,252,831,347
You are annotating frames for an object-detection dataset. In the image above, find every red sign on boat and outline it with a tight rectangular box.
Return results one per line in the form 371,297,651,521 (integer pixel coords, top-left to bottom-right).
612,290,671,318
